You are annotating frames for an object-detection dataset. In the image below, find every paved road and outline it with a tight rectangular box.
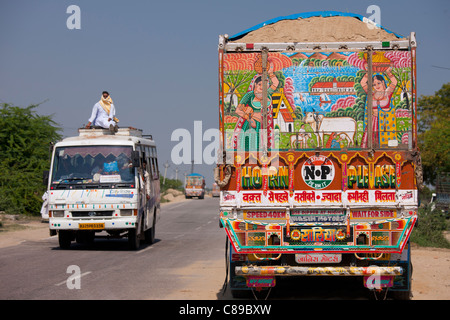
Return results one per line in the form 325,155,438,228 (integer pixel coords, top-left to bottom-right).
0,197,380,300
0,197,228,300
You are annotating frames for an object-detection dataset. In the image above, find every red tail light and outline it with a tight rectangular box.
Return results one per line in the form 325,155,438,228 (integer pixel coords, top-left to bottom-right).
231,254,245,261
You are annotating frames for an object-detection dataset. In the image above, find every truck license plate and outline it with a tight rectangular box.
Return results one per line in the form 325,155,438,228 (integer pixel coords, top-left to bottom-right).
295,253,342,264
79,223,104,230
363,276,394,288
247,276,276,288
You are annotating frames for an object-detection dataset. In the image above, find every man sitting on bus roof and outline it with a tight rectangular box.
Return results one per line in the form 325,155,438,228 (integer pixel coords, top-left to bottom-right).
85,91,119,133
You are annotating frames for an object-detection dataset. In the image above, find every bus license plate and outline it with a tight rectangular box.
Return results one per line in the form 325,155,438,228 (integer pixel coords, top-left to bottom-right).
79,223,104,230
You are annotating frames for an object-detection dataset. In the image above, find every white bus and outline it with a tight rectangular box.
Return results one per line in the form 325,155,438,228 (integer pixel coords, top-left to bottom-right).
46,128,161,249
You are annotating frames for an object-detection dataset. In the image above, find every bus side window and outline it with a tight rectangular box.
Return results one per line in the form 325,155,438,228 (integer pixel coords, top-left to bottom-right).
147,157,153,179
152,158,159,180
137,145,145,165
144,146,152,178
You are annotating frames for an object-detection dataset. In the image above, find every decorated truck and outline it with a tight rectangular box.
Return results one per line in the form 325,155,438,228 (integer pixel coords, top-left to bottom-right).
185,173,206,199
216,11,420,299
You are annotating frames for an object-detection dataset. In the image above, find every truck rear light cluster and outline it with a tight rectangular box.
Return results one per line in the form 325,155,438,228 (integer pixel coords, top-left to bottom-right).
231,253,246,261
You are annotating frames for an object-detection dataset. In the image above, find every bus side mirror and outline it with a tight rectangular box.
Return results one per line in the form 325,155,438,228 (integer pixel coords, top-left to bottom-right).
131,151,140,167
43,170,49,186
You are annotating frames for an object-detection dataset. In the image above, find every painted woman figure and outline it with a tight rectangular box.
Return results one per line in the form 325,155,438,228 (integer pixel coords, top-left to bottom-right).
234,61,279,151
360,65,398,148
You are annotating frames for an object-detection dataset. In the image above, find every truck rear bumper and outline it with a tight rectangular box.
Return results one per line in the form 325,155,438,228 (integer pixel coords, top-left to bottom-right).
236,265,403,276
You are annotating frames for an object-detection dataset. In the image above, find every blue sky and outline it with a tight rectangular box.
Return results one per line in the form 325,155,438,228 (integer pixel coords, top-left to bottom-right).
1,0,449,185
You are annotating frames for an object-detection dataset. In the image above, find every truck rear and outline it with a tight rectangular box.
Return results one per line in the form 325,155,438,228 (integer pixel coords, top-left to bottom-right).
185,173,206,199
216,11,420,299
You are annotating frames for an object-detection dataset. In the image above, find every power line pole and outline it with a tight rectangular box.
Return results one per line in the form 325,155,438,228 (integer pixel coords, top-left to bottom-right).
174,167,179,181
163,161,170,185
183,171,188,188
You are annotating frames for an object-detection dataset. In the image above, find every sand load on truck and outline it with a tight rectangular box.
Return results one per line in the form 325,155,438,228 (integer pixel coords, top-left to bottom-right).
230,13,405,43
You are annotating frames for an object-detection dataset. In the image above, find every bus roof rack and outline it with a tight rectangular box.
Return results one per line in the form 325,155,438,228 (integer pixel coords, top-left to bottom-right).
78,127,144,138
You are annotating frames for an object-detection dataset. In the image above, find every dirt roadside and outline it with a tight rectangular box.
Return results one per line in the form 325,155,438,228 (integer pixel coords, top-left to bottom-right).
410,243,450,300
1,214,449,300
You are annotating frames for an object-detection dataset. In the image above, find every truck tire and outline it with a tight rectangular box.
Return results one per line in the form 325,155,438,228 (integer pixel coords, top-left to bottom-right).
128,228,140,250
58,230,72,249
391,289,412,300
228,256,250,298
230,284,250,299
391,262,413,300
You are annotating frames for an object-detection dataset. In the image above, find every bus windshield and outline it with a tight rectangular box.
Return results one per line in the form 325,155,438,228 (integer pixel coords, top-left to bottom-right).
50,145,134,188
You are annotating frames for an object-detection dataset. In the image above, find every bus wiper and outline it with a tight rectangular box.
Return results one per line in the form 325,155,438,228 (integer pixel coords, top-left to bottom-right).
52,184,70,189
64,177,86,182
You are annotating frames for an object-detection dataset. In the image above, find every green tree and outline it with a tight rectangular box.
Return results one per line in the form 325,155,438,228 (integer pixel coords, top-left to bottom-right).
417,83,450,184
159,174,184,194
0,103,62,215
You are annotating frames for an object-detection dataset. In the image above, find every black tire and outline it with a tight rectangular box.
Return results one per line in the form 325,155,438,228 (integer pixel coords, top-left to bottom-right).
228,255,250,298
230,285,250,299
128,228,140,250
391,289,412,300
58,230,72,249
144,214,156,244
391,262,413,300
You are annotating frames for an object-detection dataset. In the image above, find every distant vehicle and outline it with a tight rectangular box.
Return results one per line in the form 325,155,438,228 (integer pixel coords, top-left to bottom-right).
185,173,205,199
212,183,220,197
45,127,161,250
430,173,450,214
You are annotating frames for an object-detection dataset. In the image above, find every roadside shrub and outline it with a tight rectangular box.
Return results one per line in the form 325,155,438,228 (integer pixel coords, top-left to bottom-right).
411,206,450,248
0,103,61,215
160,176,184,194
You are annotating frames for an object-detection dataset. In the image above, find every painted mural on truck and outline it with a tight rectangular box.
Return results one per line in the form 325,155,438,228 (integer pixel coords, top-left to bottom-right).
222,51,413,151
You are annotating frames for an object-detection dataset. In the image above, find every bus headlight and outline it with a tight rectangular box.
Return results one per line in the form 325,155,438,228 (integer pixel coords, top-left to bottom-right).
51,211,64,218
120,209,133,216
